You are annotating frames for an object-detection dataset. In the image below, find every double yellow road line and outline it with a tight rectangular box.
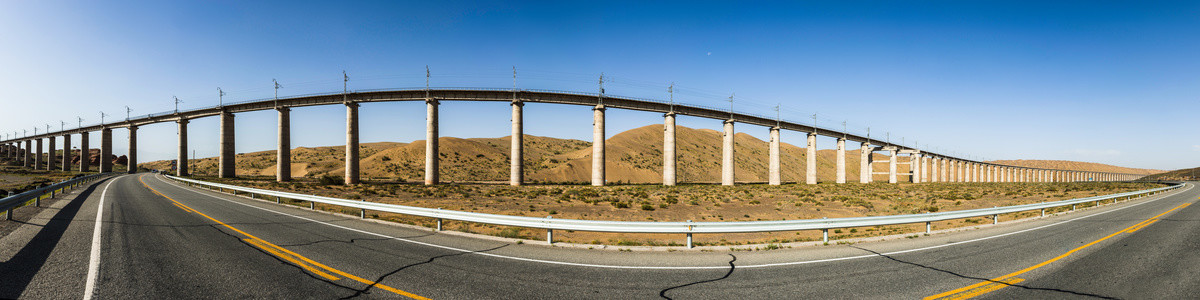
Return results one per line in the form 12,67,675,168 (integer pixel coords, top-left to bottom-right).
926,202,1191,299
137,175,429,299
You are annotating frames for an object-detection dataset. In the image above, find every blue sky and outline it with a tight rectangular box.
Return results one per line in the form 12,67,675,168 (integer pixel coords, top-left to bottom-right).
1,1,1197,170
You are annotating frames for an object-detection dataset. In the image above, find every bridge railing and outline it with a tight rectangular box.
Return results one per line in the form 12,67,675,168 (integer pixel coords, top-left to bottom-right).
163,174,1183,248
1,173,112,220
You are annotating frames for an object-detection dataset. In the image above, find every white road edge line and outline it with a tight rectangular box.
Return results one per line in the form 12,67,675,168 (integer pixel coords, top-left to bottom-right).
154,174,1192,270
83,177,118,300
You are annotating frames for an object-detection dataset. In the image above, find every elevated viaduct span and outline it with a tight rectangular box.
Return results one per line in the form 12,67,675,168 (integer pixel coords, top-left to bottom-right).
0,88,1141,184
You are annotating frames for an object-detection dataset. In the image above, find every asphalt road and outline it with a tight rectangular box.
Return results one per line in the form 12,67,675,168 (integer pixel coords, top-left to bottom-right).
0,173,1195,299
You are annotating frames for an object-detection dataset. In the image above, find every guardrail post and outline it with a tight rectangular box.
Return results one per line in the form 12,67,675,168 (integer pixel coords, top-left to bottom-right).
310,201,315,210
360,200,366,219
1041,208,1046,217
925,221,931,234
686,220,694,249
1072,204,1076,211
5,209,11,220
276,196,281,204
546,216,553,245
822,229,829,244
436,208,443,231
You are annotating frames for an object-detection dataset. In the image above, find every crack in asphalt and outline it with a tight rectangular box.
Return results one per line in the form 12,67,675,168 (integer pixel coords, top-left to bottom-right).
339,244,509,299
851,245,1116,299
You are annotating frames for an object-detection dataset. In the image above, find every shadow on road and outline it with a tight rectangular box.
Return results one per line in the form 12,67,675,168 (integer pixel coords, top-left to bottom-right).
659,254,737,300
850,245,1116,299
0,178,107,298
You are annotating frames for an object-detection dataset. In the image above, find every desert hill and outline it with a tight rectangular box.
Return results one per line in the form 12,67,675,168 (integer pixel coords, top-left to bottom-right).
143,125,1155,183
985,159,1161,176
1138,167,1198,180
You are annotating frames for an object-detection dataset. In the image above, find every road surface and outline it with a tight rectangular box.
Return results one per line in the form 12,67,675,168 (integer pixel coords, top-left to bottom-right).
0,173,1194,299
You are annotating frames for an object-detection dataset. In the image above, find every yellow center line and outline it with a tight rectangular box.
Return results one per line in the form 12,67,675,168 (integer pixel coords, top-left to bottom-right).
946,278,1024,300
243,238,341,281
1124,219,1159,233
135,175,430,300
926,203,1191,300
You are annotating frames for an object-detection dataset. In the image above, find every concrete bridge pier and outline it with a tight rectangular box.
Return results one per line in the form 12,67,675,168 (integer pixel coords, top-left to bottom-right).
346,103,360,185
177,119,188,176
47,136,56,171
835,138,846,184
920,155,928,183
512,101,525,186
79,133,88,172
931,158,940,181
100,128,112,173
887,148,897,184
277,108,291,182
127,126,137,174
946,160,953,182
721,120,735,186
61,134,71,171
768,127,780,186
592,105,606,186
963,163,970,182
859,143,871,183
944,160,952,182
958,161,966,182
425,99,438,185
34,139,42,170
806,132,817,184
23,140,31,168
930,156,939,183
911,153,922,183
219,111,235,178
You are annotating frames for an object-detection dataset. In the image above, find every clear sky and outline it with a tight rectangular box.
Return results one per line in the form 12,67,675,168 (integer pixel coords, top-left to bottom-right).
1,1,1197,170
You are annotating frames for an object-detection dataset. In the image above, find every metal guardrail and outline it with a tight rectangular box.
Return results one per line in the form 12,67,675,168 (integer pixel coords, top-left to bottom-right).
0,173,112,220
165,174,1183,248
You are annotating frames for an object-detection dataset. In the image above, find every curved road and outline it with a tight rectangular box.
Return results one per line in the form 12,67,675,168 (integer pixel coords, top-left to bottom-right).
0,174,1195,299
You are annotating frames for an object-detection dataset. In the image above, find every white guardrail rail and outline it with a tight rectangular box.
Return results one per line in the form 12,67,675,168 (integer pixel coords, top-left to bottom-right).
165,174,1184,248
1,173,113,220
